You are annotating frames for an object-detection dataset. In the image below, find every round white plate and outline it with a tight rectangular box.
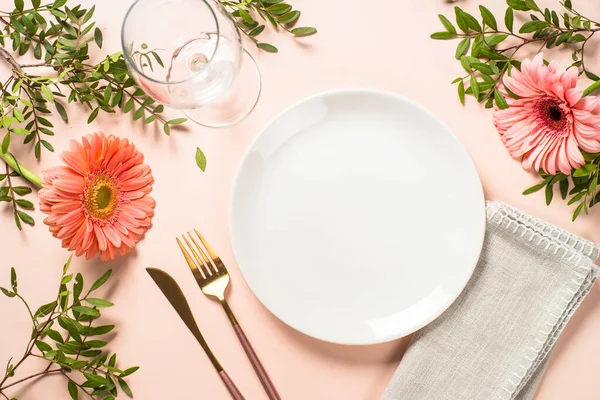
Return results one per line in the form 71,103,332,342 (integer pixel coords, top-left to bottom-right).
229,88,485,345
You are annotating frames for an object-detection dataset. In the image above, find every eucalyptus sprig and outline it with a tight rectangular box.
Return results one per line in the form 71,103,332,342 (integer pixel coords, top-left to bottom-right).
0,257,138,400
219,0,317,53
0,0,185,230
432,0,600,110
432,0,600,220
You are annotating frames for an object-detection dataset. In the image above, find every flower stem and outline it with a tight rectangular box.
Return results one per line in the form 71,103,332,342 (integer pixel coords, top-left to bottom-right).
0,150,42,189
0,369,62,391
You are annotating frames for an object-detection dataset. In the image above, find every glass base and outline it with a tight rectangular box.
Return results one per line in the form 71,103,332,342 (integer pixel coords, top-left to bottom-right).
184,47,261,128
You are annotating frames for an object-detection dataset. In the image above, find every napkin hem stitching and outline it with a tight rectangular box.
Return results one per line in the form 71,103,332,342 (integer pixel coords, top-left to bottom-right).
487,203,598,400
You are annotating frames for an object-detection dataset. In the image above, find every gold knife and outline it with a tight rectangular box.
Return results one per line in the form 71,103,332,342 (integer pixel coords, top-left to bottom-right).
146,268,246,400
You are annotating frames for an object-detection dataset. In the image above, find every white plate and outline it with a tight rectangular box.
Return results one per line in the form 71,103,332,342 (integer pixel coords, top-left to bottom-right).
229,88,485,345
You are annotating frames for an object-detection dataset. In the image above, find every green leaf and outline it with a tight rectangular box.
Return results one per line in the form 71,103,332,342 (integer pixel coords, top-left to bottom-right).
94,27,103,48
58,317,82,342
85,340,107,348
479,6,497,30
460,55,471,71
2,134,10,154
73,273,83,301
573,164,597,177
485,34,508,46
470,75,479,98
249,25,266,37
47,329,64,343
163,123,170,136
524,0,540,12
15,199,34,209
438,14,457,34
83,372,110,386
568,34,586,43
133,107,144,121
68,380,78,400
519,20,549,34
573,202,585,221
61,274,73,285
523,179,549,195
0,287,16,297
267,3,291,15
151,52,164,67
471,62,494,75
87,108,99,124
545,183,554,205
13,186,31,196
120,366,139,377
494,90,509,109
83,5,95,24
123,98,134,113
84,324,115,336
80,349,101,357
461,11,482,32
40,84,54,103
34,43,41,59
55,102,68,121
12,128,29,135
568,191,585,205
118,378,133,396
505,8,514,32
73,305,100,317
85,298,114,308
454,7,468,33
168,118,187,125
585,71,600,81
90,270,112,291
35,340,52,352
507,0,531,11
17,210,33,225
290,26,317,37
431,31,455,40
458,80,465,105
14,0,24,12
33,301,56,318
278,10,300,24
238,8,254,24
143,115,155,124
455,37,470,59
41,140,54,152
195,147,207,172
257,42,278,52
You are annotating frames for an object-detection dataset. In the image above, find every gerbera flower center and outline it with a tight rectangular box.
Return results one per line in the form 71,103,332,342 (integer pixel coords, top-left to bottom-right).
84,174,120,221
535,97,568,132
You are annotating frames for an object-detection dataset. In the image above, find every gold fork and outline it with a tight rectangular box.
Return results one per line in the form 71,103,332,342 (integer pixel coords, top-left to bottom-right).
177,230,281,400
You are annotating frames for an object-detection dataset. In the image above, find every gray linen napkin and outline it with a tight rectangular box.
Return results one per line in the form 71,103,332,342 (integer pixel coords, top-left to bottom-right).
382,201,599,400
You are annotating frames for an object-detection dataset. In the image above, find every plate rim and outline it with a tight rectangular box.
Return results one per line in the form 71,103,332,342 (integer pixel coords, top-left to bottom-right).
228,87,486,345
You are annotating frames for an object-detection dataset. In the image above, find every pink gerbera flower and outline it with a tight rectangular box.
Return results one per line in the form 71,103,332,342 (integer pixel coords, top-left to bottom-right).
39,132,155,261
493,53,600,175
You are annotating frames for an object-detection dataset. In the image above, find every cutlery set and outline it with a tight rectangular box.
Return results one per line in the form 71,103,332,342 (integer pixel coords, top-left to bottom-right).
146,230,280,400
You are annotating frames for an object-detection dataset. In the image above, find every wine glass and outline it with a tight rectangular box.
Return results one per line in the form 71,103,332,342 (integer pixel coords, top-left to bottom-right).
121,0,261,128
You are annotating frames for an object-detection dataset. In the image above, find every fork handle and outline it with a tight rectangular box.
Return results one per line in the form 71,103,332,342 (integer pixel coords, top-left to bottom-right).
219,298,281,400
232,324,281,400
219,370,246,400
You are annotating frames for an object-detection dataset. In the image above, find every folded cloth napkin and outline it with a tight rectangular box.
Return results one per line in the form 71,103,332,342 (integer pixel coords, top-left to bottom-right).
382,201,599,400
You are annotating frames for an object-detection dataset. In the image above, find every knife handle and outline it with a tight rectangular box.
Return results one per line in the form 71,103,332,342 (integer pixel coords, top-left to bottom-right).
219,370,246,400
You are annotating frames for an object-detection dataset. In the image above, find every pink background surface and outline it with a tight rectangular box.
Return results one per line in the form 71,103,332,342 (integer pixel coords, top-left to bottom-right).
2,0,600,399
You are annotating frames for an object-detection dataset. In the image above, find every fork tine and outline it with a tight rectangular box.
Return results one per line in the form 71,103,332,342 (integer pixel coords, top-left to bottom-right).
188,231,218,274
194,229,225,270
176,238,205,281
183,235,213,278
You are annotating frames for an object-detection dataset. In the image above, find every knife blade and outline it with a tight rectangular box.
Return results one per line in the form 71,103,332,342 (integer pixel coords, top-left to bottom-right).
146,267,221,370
